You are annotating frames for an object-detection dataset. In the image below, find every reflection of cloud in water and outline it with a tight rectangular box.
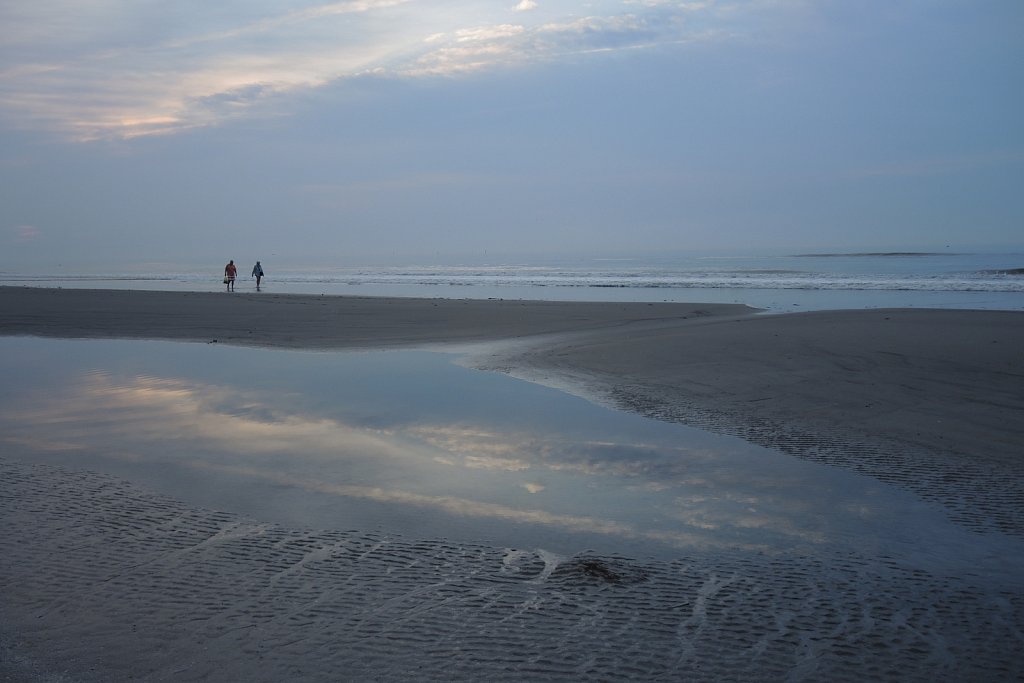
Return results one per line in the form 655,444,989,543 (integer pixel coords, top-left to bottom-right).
1,371,721,547
10,371,410,462
408,424,717,480
406,425,831,542
185,460,716,549
1,368,863,550
413,426,524,459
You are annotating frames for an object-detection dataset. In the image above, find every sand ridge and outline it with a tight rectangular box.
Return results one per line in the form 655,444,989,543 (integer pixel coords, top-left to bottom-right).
0,286,753,350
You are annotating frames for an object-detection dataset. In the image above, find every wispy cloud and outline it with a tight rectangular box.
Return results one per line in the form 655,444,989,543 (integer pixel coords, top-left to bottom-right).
0,0,760,141
8,225,42,244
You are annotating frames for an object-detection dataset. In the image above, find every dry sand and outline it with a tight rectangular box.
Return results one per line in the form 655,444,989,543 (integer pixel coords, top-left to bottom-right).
2,286,1023,681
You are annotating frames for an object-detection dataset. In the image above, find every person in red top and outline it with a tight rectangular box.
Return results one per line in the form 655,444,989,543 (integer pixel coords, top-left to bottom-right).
224,260,237,291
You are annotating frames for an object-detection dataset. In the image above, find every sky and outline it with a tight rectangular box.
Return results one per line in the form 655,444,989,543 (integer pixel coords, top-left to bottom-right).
1,0,1022,269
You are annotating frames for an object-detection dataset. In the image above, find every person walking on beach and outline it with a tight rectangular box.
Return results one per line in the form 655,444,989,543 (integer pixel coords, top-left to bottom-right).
224,260,237,292
251,260,264,291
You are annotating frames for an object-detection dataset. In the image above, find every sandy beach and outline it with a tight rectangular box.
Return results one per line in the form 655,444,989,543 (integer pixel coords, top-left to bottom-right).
2,286,1023,681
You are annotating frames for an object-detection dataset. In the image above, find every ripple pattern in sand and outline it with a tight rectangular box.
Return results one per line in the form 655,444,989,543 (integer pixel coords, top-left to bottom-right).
1,458,1021,682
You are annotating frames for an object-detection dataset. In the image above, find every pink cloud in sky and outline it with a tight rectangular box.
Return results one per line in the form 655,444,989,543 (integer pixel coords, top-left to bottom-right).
13,225,42,243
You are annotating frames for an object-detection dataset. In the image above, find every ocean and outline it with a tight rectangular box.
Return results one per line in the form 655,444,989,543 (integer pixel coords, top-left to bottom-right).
3,251,1022,312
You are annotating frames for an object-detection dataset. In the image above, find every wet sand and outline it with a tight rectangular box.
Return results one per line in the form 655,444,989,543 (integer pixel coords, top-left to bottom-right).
3,458,1021,682
2,286,1023,680
0,286,752,349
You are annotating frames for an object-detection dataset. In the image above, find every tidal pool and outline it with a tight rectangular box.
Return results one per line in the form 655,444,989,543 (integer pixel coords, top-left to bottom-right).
0,336,1011,571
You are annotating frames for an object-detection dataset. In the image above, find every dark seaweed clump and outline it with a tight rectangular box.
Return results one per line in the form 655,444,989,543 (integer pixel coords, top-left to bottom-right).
551,557,649,586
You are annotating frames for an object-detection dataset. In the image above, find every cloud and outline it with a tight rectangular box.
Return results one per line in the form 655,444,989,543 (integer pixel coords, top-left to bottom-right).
402,10,711,77
10,225,42,243
0,0,425,140
0,0,755,140
455,24,526,42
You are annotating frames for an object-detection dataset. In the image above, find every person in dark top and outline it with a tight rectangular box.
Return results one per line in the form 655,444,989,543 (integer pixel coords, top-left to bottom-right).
251,261,264,290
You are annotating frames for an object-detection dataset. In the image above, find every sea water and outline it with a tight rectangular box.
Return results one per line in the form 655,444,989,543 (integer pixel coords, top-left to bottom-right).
2,251,1022,311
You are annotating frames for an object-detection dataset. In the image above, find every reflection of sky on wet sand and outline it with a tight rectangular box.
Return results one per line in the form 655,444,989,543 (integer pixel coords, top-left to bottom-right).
0,337,997,564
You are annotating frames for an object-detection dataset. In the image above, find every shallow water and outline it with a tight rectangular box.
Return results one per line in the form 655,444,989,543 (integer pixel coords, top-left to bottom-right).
1,337,1018,578
4,336,1024,680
